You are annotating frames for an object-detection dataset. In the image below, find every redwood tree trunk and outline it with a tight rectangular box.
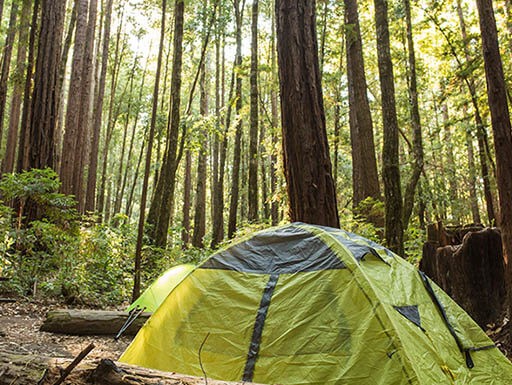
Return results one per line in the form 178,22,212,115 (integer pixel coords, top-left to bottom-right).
344,0,380,208
275,0,339,228
0,3,19,150
402,0,424,230
2,0,32,175
28,0,66,170
475,0,512,320
132,0,167,300
374,0,403,255
16,0,39,172
181,150,192,248
85,0,114,212
61,0,89,195
248,0,259,222
227,0,244,238
74,0,98,212
146,0,185,248
191,50,208,248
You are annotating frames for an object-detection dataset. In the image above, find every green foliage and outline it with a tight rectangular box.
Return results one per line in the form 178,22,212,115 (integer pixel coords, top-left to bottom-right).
0,168,78,226
0,169,135,306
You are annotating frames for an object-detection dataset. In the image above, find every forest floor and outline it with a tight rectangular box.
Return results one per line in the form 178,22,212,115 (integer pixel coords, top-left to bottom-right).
1,299,512,364
0,300,130,361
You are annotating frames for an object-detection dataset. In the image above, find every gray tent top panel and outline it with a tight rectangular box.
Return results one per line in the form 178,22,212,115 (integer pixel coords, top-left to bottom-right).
313,223,396,259
201,225,346,274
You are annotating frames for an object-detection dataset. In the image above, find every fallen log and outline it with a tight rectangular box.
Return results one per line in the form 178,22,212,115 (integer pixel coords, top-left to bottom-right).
40,309,151,336
0,351,260,385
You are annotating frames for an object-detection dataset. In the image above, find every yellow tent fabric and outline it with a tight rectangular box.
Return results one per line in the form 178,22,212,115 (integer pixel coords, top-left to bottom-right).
128,264,195,312
120,223,512,384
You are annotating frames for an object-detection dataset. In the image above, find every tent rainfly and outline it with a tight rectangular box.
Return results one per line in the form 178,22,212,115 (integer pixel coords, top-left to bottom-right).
128,264,195,313
120,222,512,385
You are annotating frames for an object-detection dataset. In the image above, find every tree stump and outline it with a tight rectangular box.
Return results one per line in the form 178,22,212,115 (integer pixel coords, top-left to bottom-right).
420,226,505,327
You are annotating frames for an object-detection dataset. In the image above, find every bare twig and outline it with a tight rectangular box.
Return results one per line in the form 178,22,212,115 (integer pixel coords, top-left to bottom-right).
52,343,95,385
198,333,211,385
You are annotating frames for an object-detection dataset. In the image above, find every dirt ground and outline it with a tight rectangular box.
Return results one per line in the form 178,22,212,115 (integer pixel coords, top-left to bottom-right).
0,300,131,360
1,299,512,364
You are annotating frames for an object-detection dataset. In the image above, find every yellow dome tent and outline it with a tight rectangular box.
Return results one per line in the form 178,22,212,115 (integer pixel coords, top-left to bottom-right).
120,223,512,384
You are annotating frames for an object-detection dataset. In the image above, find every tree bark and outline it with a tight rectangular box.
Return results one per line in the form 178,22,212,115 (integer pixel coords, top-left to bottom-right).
40,309,150,335
1,0,32,175
475,0,512,322
85,0,114,212
74,0,98,212
463,104,481,224
192,49,208,248
228,0,244,238
275,0,339,228
344,0,381,208
118,58,149,217
27,0,66,171
270,11,279,226
97,8,126,218
374,0,403,255
146,0,185,248
0,353,260,385
456,0,495,225
248,0,259,222
210,10,225,248
16,0,39,172
0,2,19,150
420,227,505,328
402,0,424,230
61,0,89,195
132,0,167,300
181,150,192,247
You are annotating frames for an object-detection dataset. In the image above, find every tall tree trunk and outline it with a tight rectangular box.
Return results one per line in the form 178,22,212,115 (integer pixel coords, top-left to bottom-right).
125,139,145,219
344,0,381,208
113,60,137,216
54,0,78,172
61,0,89,195
402,0,424,230
275,0,339,228
74,0,98,212
464,110,482,224
16,0,40,172
247,0,259,222
97,9,126,218
260,123,270,220
374,0,403,255
319,0,328,76
27,0,66,170
191,34,208,248
456,0,496,225
181,150,192,248
441,103,459,220
227,0,245,238
475,0,512,321
85,0,114,212
132,0,167,300
270,9,279,226
212,49,233,247
0,2,19,150
119,58,149,215
146,0,185,248
2,0,32,175
210,9,224,248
